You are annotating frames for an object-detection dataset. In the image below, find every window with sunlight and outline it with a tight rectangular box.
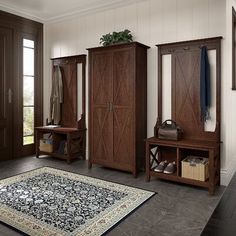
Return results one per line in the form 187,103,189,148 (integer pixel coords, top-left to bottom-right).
23,39,35,145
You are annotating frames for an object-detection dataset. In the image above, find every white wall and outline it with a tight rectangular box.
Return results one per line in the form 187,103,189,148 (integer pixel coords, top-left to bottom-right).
44,0,235,185
221,0,236,184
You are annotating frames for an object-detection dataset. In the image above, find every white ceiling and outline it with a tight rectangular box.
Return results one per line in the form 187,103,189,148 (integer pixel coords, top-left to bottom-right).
0,0,145,23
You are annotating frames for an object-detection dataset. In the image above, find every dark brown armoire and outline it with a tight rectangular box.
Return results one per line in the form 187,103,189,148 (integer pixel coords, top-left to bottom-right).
88,42,149,176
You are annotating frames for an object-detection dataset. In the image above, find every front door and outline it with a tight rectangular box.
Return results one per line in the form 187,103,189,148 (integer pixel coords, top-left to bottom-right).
0,26,13,160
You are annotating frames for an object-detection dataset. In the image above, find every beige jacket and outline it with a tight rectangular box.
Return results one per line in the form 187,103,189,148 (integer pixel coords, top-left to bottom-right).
49,66,63,125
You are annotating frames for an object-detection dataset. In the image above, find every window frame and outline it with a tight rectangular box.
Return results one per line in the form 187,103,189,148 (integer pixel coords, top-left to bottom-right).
23,38,35,145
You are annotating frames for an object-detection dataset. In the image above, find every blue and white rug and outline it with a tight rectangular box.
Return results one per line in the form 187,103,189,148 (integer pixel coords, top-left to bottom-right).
0,167,154,236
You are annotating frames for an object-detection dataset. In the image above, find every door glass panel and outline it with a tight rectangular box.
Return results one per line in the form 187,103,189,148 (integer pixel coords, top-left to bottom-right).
23,38,35,145
23,76,34,106
23,136,34,145
23,47,34,76
23,39,34,48
23,107,34,136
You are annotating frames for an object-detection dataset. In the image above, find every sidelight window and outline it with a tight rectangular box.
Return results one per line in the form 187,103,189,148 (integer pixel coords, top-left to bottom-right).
23,39,35,145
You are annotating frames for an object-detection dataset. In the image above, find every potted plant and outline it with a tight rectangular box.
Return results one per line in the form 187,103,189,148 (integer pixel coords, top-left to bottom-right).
100,29,133,46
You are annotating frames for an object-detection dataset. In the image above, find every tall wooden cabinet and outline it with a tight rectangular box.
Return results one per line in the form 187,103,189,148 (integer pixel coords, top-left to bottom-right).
88,42,149,176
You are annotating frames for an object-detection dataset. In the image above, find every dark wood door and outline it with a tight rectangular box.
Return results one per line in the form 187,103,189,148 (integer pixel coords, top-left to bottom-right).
113,48,134,168
90,51,113,164
0,26,13,160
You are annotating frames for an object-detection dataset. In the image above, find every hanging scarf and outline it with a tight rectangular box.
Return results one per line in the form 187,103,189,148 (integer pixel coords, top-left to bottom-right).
200,46,211,121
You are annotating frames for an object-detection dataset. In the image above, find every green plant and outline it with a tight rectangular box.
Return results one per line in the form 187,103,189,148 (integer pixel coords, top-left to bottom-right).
100,29,133,46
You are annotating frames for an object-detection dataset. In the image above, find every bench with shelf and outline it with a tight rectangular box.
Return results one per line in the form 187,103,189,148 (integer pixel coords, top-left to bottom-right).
146,137,220,194
35,126,86,163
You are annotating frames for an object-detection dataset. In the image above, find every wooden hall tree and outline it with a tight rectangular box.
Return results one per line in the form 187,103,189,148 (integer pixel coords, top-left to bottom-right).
88,42,149,176
146,37,222,194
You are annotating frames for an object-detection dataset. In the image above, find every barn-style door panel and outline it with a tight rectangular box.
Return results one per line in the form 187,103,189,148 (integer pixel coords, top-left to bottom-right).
113,49,134,167
90,51,113,164
172,50,203,140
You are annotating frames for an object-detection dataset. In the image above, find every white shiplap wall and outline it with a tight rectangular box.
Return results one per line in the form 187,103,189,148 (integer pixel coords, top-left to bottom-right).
44,0,235,185
222,0,236,185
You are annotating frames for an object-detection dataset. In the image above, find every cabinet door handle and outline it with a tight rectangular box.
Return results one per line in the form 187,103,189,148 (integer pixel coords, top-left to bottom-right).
109,102,113,112
107,102,113,112
109,102,112,112
8,88,12,104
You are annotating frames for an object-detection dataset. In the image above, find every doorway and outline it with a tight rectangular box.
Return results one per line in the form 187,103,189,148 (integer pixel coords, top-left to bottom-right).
0,10,43,159
0,26,13,160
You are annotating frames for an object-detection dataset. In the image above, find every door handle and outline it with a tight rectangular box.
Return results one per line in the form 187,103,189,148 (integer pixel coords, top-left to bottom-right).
8,88,12,104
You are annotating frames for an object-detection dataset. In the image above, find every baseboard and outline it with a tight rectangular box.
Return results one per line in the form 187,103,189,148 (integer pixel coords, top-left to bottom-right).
220,159,236,186
220,169,229,186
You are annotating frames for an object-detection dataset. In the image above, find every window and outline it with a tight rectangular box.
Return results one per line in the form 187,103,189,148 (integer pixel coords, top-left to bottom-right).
23,39,35,145
232,7,236,90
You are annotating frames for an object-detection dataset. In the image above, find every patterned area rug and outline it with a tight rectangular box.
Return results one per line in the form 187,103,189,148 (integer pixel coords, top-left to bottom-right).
0,167,154,236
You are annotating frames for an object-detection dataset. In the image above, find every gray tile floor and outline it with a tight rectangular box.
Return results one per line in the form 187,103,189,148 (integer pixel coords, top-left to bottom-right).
0,156,225,236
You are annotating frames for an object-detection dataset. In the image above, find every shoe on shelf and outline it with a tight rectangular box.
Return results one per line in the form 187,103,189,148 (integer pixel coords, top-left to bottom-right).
154,160,168,173
163,161,176,174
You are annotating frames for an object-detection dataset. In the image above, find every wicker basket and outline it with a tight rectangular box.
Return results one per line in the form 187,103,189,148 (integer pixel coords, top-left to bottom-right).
181,156,209,181
39,139,53,153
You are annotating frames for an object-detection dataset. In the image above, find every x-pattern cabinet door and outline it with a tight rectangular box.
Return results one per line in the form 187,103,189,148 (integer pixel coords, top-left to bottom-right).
90,51,113,164
112,48,134,168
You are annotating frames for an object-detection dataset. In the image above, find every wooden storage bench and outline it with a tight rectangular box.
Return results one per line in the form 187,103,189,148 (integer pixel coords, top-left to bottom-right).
145,137,220,194
35,127,86,163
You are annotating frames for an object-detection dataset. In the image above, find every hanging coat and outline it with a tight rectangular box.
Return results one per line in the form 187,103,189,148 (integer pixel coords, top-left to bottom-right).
200,46,211,121
49,65,63,125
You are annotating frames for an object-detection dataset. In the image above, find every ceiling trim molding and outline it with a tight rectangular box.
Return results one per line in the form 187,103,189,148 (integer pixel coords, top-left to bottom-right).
0,0,147,24
45,0,147,24
0,3,44,22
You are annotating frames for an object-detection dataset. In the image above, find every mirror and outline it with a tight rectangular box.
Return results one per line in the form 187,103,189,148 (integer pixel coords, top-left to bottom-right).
162,54,172,122
204,49,216,132
77,63,83,121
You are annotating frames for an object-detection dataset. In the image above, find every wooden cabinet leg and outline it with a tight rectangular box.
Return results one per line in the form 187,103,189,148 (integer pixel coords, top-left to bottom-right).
208,149,215,195
88,161,92,169
146,142,151,182
146,173,150,182
35,130,40,158
82,131,86,160
133,170,137,178
209,185,215,195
